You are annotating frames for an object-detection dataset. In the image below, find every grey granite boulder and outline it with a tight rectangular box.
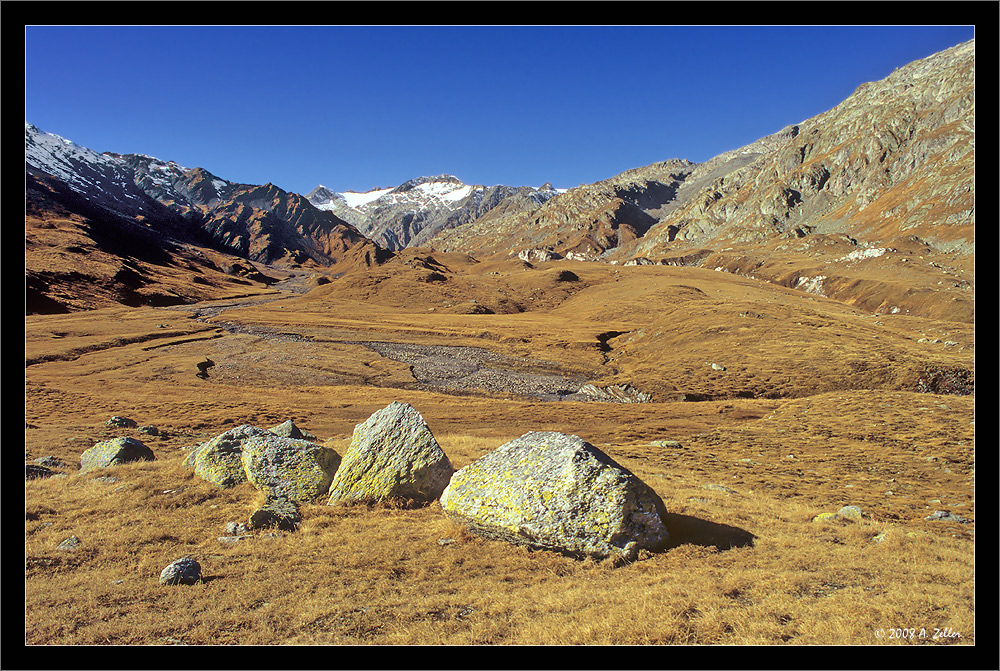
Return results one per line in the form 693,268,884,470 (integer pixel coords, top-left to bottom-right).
80,436,155,474
240,434,341,502
440,431,670,561
327,402,453,505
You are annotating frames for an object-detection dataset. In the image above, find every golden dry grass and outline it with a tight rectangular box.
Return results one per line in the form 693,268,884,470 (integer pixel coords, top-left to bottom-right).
24,256,975,649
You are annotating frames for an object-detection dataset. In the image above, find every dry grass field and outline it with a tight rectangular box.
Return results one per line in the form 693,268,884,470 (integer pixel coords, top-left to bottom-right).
24,253,976,650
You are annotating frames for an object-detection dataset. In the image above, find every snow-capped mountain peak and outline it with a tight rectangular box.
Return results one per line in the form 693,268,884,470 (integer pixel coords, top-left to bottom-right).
305,173,558,250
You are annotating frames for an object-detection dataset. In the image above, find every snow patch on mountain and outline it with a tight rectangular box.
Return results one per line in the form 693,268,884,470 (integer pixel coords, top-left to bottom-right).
340,187,395,209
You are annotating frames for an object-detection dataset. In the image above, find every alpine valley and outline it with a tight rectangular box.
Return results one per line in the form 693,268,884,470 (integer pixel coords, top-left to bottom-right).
24,39,976,647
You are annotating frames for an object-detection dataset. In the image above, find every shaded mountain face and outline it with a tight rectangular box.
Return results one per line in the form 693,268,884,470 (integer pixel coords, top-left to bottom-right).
25,123,373,267
307,175,561,251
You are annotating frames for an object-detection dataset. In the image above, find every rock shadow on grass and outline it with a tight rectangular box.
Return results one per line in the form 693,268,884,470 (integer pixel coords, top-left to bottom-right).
662,512,756,551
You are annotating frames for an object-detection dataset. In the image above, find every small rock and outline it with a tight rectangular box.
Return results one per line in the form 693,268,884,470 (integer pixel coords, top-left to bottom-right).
159,557,202,585
711,363,726,371
649,440,683,449
106,416,138,429
26,464,56,480
248,496,301,531
138,425,160,436
837,505,864,522
268,419,316,441
57,535,82,550
872,531,890,544
218,535,254,545
34,456,69,469
224,521,249,536
925,510,969,524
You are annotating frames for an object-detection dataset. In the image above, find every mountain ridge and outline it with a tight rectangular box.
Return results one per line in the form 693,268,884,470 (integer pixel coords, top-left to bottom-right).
306,174,562,251
24,39,974,321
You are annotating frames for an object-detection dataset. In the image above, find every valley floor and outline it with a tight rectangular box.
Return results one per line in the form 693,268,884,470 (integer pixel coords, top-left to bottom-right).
24,259,975,648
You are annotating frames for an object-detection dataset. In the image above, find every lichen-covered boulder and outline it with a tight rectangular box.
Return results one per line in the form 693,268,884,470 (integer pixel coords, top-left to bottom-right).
327,402,453,505
440,431,670,561
80,436,155,474
240,435,341,502
190,424,274,487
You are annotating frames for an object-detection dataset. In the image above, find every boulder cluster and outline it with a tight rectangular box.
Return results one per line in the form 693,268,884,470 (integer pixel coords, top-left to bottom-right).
65,401,675,580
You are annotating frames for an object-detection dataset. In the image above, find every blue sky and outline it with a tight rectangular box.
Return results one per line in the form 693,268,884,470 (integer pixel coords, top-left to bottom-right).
25,25,975,196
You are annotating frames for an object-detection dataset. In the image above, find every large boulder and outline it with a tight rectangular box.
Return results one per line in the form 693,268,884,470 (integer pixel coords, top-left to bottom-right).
327,402,454,505
189,424,274,487
240,435,341,502
80,436,155,474
440,431,670,561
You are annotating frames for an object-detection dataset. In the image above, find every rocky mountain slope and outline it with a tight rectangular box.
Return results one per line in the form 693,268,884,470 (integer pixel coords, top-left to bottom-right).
24,39,974,322
25,123,377,267
25,123,383,313
427,40,975,322
307,175,561,251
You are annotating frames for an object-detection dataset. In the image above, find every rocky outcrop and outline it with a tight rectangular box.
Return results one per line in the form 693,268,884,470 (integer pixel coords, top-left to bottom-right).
429,161,692,259
440,431,670,561
327,402,453,505
79,436,155,473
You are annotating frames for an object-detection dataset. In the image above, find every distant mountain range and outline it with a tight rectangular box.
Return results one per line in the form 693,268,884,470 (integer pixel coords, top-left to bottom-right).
25,39,974,319
306,176,562,251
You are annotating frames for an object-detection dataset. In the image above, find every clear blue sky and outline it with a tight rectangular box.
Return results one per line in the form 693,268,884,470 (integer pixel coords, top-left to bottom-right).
25,25,975,196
